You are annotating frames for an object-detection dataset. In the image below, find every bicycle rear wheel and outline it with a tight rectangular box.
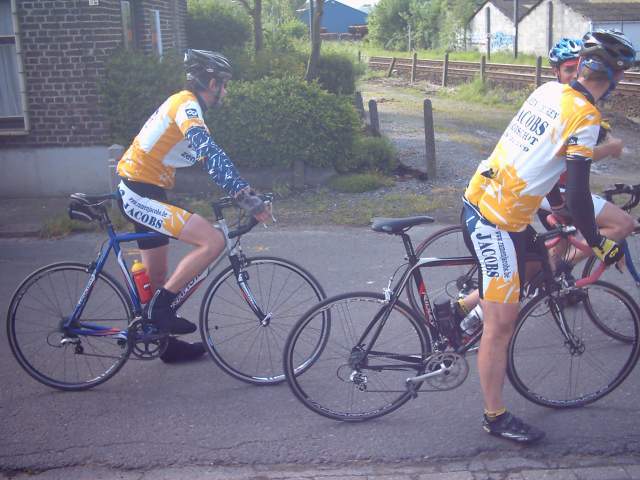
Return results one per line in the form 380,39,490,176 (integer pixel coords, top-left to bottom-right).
508,281,640,408
284,292,431,422
407,225,478,312
199,256,326,385
6,262,133,391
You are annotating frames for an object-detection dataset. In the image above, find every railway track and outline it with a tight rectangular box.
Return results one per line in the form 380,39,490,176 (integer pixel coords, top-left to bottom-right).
369,56,640,95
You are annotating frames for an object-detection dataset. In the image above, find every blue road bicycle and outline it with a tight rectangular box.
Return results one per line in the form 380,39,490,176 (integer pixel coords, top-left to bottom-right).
7,192,326,391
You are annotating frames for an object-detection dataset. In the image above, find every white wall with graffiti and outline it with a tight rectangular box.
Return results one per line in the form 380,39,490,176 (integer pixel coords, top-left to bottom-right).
468,0,640,58
519,0,588,57
468,3,515,52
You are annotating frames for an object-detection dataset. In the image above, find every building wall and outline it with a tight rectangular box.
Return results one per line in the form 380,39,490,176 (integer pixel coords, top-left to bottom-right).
518,0,589,57
299,0,367,33
0,0,187,150
468,4,515,52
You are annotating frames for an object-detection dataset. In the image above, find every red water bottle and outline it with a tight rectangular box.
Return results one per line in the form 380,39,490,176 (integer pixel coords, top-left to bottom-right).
131,260,152,304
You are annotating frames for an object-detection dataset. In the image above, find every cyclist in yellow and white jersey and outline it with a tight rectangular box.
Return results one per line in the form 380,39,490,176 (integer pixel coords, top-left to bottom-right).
453,37,636,323
460,30,636,443
117,50,270,361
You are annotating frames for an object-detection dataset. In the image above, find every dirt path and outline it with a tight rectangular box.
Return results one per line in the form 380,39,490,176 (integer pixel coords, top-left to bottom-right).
357,77,640,220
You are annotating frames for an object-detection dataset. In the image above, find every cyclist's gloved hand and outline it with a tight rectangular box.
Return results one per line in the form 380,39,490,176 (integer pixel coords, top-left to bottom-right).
592,235,624,266
235,187,268,219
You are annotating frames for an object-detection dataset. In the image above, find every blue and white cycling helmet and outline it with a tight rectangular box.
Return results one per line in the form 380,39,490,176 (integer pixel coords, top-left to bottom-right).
548,38,583,66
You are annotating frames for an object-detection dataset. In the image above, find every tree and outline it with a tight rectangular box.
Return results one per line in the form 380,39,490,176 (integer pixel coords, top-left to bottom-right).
236,0,264,52
305,0,324,82
186,0,251,51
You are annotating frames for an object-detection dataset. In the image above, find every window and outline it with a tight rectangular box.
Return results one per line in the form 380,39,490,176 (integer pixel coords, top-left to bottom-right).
121,1,135,49
151,9,163,58
0,0,27,133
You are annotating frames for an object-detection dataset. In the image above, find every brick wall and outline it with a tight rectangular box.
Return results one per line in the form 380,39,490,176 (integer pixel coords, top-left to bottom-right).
0,0,187,149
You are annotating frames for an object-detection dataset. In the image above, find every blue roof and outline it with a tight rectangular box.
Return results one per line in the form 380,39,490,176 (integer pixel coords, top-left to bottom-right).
298,0,368,33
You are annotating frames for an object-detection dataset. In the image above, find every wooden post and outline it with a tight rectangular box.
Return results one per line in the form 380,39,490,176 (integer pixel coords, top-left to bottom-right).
535,56,542,87
480,55,486,83
369,99,380,137
424,99,436,180
358,50,361,63
354,91,365,119
411,51,417,83
386,57,397,77
442,52,449,87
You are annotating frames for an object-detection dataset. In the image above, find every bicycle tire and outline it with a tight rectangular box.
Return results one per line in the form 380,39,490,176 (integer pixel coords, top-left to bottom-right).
582,227,640,302
284,291,431,422
7,262,133,391
199,256,326,385
407,224,478,312
508,280,640,408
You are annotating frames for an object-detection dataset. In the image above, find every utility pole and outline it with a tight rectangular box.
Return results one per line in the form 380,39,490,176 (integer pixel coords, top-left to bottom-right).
513,0,519,58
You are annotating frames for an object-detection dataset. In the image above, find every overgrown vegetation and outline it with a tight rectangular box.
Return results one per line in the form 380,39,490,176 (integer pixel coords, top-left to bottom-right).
336,136,398,173
439,77,533,108
328,172,395,193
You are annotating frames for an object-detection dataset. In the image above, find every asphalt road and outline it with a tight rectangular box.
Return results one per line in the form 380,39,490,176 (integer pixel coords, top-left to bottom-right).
1,224,639,472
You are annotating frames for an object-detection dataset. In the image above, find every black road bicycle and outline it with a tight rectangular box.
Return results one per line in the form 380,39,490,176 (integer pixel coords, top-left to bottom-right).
283,215,640,421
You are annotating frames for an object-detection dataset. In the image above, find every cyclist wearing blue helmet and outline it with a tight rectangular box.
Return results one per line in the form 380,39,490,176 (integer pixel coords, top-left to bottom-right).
549,37,583,83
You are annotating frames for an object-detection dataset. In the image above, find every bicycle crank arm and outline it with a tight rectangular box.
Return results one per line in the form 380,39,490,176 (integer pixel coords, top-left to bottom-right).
405,365,453,384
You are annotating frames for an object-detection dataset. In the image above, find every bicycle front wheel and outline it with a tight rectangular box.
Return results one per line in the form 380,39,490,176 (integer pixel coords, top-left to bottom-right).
508,281,640,408
582,229,640,303
6,262,133,391
284,292,431,422
407,225,478,312
199,256,326,385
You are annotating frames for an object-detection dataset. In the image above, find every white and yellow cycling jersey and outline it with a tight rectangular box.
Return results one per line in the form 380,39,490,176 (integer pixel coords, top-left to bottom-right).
117,90,207,189
465,81,601,232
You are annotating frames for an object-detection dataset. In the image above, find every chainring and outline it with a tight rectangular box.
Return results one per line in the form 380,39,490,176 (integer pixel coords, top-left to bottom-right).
423,352,469,390
128,319,169,360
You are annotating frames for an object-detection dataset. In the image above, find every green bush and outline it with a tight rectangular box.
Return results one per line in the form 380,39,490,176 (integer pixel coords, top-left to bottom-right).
207,77,359,169
100,50,183,146
186,0,251,51
236,48,308,81
335,135,398,173
316,52,358,95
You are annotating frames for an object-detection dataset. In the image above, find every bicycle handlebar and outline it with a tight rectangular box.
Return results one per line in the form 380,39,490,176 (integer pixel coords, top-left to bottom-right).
543,214,606,287
602,183,640,211
214,192,274,240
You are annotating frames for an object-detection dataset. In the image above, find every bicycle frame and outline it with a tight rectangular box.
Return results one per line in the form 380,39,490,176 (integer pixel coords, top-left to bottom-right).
65,202,270,337
355,220,610,367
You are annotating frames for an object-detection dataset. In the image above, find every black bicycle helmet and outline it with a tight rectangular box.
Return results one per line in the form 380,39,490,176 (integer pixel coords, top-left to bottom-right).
184,49,233,85
580,29,636,72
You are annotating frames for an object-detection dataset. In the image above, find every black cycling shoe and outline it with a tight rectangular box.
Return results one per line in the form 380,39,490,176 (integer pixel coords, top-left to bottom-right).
160,338,206,363
148,309,197,335
482,412,545,444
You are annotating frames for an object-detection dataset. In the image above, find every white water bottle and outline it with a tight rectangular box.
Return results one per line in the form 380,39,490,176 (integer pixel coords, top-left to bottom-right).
460,305,483,334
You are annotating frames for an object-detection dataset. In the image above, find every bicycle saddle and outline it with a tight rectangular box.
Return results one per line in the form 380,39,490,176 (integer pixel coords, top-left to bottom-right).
70,192,117,205
371,216,434,234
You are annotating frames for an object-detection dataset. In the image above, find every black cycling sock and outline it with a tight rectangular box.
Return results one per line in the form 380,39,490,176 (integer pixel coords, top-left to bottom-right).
153,288,177,308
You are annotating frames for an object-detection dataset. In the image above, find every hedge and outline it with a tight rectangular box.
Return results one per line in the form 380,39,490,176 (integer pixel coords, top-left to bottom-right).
207,77,360,170
100,51,183,146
